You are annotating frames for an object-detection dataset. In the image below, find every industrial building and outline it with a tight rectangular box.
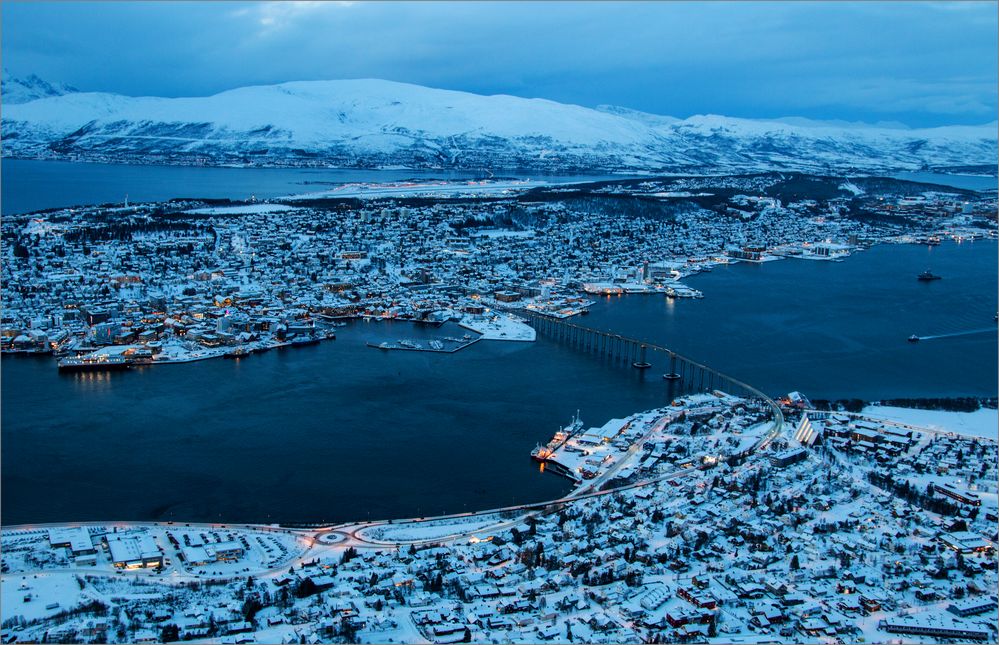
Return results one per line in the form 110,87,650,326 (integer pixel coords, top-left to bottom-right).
106,534,163,569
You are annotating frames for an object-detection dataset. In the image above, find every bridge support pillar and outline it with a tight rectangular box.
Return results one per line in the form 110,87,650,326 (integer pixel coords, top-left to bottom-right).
633,344,652,369
664,353,681,380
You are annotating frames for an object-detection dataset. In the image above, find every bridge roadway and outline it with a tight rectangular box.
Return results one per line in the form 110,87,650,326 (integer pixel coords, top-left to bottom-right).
3,315,785,579
497,305,770,400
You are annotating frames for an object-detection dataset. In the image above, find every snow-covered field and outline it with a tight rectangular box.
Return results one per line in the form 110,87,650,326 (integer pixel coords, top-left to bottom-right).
457,312,536,341
357,516,510,543
861,405,998,440
184,204,298,215
284,179,544,201
2,573,94,623
468,229,537,238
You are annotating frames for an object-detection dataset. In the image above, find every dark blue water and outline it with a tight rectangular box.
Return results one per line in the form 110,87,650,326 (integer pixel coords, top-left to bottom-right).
888,171,997,192
584,239,998,400
5,160,992,218
0,159,636,215
2,321,687,526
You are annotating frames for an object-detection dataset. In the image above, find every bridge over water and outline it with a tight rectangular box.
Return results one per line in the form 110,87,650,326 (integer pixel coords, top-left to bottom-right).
509,307,773,403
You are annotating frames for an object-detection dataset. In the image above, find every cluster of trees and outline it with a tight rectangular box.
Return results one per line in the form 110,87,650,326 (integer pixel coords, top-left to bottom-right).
557,194,682,223
812,396,998,413
11,240,31,259
874,397,997,413
865,471,966,517
810,399,867,413
63,220,209,244
449,205,535,234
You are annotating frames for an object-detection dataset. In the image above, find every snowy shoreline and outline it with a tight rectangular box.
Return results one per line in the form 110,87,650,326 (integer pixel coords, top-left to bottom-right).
860,404,998,440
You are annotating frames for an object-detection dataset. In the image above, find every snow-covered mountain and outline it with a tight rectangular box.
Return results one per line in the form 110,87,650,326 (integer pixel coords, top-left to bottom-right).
2,70,78,105
2,77,996,173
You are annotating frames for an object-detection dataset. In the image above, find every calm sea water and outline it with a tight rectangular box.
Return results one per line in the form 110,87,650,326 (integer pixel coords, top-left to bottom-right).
584,240,998,401
0,159,634,215
889,171,997,192
2,321,691,526
4,159,992,216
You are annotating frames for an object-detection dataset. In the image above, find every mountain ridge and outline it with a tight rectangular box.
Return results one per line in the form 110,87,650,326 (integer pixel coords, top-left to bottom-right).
2,76,996,173
2,69,78,104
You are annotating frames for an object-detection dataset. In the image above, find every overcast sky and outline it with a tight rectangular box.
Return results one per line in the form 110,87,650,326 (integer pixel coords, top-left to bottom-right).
2,1,996,127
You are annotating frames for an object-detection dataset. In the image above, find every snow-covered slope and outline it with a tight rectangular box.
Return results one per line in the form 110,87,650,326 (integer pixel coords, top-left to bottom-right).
2,70,78,104
2,77,996,173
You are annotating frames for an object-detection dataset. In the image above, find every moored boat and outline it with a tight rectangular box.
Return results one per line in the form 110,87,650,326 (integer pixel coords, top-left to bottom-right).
57,355,131,372
530,444,554,462
531,411,584,463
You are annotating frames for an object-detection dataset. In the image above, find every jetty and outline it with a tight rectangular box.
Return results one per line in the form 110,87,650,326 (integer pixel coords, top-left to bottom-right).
367,336,480,353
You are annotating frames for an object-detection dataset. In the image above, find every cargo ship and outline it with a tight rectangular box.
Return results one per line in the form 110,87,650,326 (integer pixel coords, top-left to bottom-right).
531,411,584,462
917,270,941,281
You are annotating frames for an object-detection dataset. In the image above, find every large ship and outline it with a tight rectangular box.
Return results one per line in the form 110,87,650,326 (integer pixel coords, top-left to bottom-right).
917,269,942,281
57,354,131,372
531,411,584,462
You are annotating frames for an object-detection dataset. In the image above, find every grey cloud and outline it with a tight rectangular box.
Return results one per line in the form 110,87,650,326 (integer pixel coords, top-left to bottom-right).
1,1,995,127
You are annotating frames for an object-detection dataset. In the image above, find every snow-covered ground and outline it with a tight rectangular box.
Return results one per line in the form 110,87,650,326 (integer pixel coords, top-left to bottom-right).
457,312,536,341
357,516,509,544
2,572,94,623
184,204,298,215
284,179,545,201
467,229,537,238
861,405,998,440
